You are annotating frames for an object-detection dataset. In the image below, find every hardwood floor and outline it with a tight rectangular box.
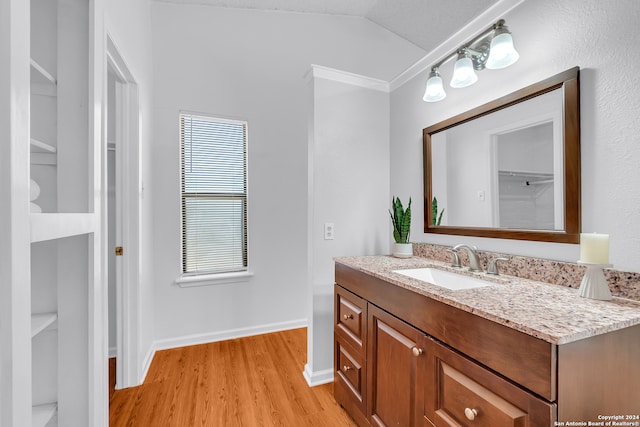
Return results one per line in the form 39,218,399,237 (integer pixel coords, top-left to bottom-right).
109,328,357,426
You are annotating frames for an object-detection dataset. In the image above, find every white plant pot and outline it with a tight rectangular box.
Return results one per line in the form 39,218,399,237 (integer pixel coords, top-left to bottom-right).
392,243,413,258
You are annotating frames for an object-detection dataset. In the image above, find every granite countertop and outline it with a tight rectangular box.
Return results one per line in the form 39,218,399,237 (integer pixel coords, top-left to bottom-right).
335,255,640,345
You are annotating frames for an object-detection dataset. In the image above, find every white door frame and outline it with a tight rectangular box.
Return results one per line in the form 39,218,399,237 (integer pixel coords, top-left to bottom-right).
105,35,142,389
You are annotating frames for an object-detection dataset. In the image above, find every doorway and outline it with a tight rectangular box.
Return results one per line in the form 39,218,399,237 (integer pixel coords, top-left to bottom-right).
105,36,142,389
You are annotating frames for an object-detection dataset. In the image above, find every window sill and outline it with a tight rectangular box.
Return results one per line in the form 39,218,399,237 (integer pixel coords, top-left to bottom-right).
175,271,254,288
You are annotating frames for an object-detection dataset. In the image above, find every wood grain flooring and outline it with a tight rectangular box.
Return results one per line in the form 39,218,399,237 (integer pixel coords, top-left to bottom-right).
109,327,357,427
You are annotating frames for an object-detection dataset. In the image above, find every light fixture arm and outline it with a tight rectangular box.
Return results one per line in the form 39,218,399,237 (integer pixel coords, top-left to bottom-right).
430,19,507,71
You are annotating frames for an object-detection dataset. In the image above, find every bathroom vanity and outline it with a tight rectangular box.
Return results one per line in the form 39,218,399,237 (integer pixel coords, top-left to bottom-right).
333,256,640,427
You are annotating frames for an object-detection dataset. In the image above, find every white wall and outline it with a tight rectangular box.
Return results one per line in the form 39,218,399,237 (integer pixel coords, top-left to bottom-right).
391,0,640,272
149,3,423,346
441,121,493,227
306,71,390,383
104,0,155,381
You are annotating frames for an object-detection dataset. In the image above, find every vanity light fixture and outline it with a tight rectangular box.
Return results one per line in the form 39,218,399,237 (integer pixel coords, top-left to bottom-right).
450,50,478,88
486,23,520,69
423,19,519,102
422,69,447,102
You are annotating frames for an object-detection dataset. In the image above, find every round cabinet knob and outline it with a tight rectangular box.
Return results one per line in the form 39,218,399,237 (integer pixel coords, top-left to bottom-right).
464,408,478,421
343,314,353,320
342,365,352,372
412,347,423,357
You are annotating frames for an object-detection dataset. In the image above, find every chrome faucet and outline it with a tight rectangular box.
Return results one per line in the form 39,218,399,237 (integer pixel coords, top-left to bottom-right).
452,244,483,272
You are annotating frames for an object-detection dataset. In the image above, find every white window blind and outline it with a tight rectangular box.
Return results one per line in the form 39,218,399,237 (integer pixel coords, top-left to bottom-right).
180,113,248,275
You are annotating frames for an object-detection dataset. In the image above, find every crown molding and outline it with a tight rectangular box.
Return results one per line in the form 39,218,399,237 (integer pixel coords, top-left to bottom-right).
306,64,390,92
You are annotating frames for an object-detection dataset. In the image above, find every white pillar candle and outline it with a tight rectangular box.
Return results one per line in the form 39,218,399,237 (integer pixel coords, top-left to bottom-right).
580,233,609,264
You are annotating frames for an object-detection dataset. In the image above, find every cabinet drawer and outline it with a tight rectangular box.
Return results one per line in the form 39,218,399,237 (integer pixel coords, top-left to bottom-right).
334,334,368,426
335,285,366,353
336,334,365,402
422,340,555,427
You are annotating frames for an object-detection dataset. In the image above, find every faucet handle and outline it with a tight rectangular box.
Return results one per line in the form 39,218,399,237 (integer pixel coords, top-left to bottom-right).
486,257,509,275
446,248,461,268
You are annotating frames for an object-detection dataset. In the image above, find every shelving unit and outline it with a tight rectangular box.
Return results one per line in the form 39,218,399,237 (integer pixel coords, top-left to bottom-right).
29,0,60,423
2,0,105,424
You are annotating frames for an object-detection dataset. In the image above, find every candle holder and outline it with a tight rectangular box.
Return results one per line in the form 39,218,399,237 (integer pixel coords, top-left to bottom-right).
577,261,612,301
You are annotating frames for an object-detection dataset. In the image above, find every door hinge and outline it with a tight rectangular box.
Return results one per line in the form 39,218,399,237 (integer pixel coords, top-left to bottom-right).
115,246,123,256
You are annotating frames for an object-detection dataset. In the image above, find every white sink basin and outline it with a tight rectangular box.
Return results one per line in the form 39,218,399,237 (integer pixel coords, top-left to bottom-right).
392,268,495,291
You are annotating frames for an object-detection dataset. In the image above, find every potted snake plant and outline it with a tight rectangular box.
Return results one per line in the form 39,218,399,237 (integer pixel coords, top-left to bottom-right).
389,196,413,258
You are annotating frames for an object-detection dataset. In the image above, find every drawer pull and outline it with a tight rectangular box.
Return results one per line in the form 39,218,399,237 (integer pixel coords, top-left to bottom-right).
342,365,352,372
343,313,354,320
412,347,424,357
464,408,478,421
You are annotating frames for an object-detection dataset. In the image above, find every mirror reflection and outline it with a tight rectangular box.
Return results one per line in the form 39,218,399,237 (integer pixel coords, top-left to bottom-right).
430,89,563,230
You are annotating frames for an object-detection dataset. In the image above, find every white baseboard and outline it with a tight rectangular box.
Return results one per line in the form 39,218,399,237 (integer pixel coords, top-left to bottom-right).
303,363,334,387
140,343,156,385
152,318,307,352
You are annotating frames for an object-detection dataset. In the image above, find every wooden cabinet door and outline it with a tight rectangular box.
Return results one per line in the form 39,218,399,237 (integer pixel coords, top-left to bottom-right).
367,304,426,427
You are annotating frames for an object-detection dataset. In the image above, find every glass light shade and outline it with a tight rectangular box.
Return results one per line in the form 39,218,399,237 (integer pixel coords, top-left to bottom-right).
423,74,446,102
486,32,519,69
450,56,478,88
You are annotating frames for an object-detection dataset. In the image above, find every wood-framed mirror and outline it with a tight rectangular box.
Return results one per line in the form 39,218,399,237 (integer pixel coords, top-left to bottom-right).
424,67,580,243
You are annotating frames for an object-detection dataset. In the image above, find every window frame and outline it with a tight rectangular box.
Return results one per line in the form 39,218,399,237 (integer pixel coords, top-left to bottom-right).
176,112,251,286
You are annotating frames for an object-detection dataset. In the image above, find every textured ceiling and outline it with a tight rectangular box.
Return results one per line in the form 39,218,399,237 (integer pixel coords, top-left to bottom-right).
367,0,500,52
154,0,501,52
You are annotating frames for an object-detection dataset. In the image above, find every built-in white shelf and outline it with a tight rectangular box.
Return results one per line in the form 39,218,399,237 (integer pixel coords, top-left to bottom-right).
31,313,58,338
30,59,57,96
31,83,57,97
31,153,57,166
30,138,57,165
30,59,57,86
30,213,96,243
30,138,56,153
32,403,57,427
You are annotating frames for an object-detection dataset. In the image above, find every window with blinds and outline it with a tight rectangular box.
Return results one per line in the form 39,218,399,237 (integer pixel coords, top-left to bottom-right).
180,113,248,275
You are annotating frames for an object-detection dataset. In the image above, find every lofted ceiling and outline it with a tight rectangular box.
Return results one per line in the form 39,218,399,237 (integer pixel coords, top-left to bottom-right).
154,0,501,53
